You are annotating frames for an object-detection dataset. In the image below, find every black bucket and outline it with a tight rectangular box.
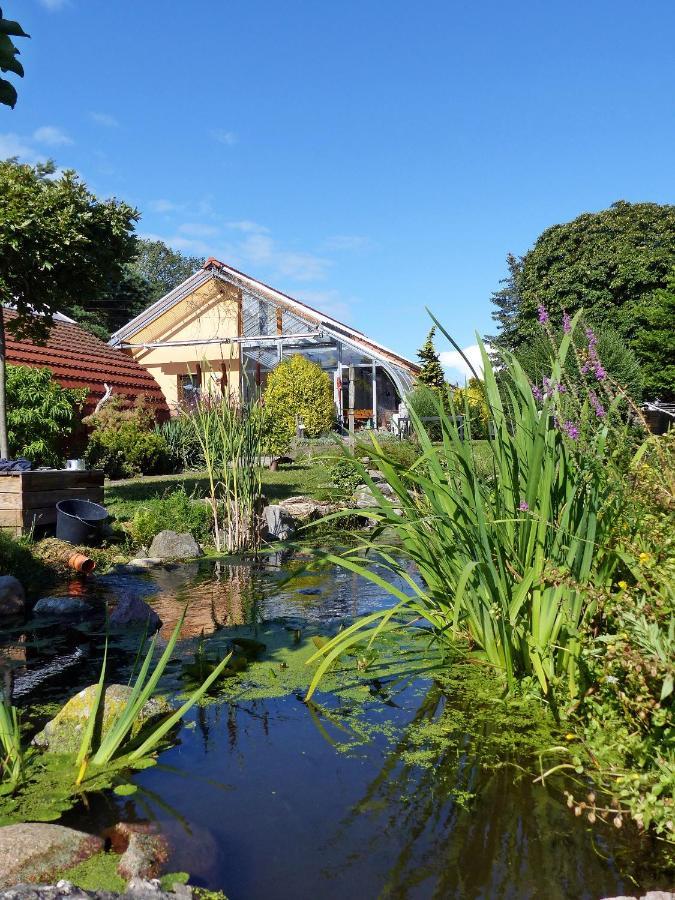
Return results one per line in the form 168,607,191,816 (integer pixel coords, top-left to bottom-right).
55,498,108,545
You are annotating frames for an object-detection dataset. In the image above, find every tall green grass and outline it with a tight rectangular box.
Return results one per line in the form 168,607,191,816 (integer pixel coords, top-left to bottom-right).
307,315,621,703
0,697,22,792
189,394,265,554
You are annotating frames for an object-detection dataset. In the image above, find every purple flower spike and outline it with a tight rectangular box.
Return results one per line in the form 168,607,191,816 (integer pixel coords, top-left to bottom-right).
594,365,606,381
585,327,597,348
518,500,529,511
556,382,566,394
538,305,549,324
561,420,580,440
563,312,572,334
532,383,543,402
589,391,606,418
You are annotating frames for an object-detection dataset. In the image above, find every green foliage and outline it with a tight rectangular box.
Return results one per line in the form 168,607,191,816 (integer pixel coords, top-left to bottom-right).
0,697,22,793
6,364,85,466
415,326,446,390
84,398,168,479
156,416,205,472
453,378,491,438
517,325,644,404
128,487,212,548
306,314,624,703
0,160,138,342
632,270,675,400
131,238,204,303
492,202,675,399
0,9,29,109
262,354,335,456
190,396,265,553
326,455,362,500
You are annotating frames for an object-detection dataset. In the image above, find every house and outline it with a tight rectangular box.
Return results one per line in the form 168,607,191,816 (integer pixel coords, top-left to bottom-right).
109,259,419,429
4,308,169,419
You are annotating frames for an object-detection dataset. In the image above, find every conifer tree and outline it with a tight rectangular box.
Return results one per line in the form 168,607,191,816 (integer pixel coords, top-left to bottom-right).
416,326,446,390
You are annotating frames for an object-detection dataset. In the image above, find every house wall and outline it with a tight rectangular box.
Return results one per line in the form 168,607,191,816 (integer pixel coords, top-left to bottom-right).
121,279,242,411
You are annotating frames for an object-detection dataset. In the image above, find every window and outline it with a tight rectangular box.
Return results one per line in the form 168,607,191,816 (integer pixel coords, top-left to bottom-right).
178,372,201,406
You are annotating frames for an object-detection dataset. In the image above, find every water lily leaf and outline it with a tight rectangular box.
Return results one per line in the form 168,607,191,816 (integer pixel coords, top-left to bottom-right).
113,783,138,796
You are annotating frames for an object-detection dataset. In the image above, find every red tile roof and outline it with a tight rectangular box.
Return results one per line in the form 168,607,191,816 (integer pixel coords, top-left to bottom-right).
4,309,168,418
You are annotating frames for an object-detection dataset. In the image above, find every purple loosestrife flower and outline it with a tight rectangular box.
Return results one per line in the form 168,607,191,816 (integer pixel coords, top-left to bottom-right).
594,364,607,381
556,382,566,393
563,312,572,334
518,500,529,511
585,327,597,349
531,383,543,402
538,305,549,324
589,391,606,418
562,420,580,440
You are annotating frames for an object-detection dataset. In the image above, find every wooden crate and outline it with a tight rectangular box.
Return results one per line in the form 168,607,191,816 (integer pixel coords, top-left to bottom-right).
0,469,104,536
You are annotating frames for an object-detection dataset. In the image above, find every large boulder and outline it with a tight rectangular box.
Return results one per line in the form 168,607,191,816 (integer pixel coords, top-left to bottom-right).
108,597,161,633
0,576,25,618
33,684,172,754
109,824,168,882
278,496,333,522
261,505,294,541
148,532,202,560
33,597,94,619
0,824,102,889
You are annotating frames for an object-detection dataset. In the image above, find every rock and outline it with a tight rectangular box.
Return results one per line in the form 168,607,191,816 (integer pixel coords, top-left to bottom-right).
0,576,25,618
262,505,294,541
106,824,168,882
148,532,202,561
108,596,161,633
126,559,165,570
0,880,193,898
354,485,377,509
278,496,333,522
0,824,103,889
33,597,94,618
33,684,172,754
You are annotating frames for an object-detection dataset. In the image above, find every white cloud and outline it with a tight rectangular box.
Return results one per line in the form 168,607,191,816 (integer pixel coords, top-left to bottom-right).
239,233,331,282
178,222,220,238
149,199,181,214
0,132,39,161
211,129,237,146
39,0,68,9
225,220,269,234
322,234,372,252
90,112,119,128
440,343,491,384
33,125,73,146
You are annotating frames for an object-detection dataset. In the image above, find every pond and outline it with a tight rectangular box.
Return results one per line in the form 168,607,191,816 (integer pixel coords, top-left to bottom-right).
0,557,657,899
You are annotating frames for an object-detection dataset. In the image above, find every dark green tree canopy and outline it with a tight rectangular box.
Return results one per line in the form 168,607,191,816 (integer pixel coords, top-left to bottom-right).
491,201,675,400
132,239,204,303
631,270,675,400
0,159,139,341
416,326,446,391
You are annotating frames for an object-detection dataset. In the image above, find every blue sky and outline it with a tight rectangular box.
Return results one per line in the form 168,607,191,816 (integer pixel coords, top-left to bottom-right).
3,1,674,380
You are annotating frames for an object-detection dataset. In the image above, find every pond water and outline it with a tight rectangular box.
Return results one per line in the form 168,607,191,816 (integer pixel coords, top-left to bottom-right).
0,557,658,899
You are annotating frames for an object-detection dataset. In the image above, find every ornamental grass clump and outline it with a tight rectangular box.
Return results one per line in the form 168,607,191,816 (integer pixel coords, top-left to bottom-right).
189,393,265,554
307,312,629,703
0,697,22,793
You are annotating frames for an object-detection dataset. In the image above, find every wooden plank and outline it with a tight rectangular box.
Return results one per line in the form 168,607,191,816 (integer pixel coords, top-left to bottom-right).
18,470,104,491
23,488,104,510
0,487,104,510
0,475,22,493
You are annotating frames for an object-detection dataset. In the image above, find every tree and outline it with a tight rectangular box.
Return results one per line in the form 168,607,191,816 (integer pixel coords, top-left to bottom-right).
0,8,29,109
489,252,523,347
132,239,204,303
0,160,138,457
491,202,675,395
416,326,446,391
632,271,675,401
262,354,335,455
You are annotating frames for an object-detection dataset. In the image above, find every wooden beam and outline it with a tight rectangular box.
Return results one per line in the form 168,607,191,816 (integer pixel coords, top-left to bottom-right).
371,362,378,428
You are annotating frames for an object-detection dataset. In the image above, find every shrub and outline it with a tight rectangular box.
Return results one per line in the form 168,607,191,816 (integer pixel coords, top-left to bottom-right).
128,487,212,548
6,365,86,467
84,398,168,479
326,456,362,500
156,416,204,472
263,355,335,456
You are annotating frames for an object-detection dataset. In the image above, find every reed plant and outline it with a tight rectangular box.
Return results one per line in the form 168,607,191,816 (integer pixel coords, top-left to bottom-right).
189,392,265,554
76,610,231,784
307,313,626,703
0,697,22,792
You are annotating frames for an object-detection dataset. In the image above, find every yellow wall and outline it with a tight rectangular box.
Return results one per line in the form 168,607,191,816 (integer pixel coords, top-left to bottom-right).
121,278,242,411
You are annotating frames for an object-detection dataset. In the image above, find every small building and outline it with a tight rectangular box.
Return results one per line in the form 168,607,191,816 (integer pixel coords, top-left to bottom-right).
4,308,169,419
109,259,419,429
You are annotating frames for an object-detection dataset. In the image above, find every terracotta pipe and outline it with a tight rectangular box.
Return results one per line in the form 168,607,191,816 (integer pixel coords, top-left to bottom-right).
67,552,96,575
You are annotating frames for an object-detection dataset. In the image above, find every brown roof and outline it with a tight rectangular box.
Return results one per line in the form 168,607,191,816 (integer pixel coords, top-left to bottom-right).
4,309,168,418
